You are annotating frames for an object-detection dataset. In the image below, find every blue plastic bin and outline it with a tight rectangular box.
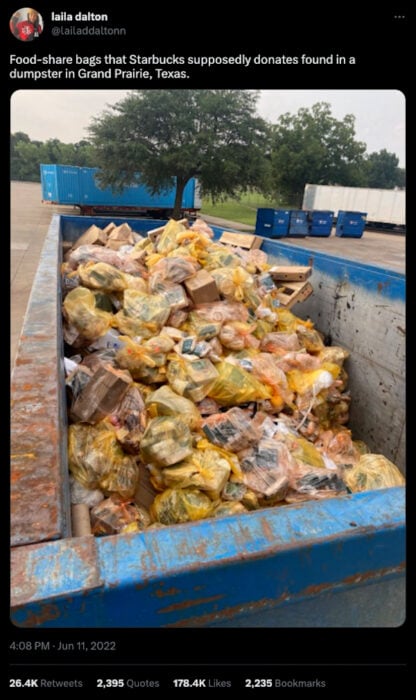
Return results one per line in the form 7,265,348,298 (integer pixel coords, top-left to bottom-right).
336,210,367,238
309,210,334,237
255,208,289,238
288,210,309,237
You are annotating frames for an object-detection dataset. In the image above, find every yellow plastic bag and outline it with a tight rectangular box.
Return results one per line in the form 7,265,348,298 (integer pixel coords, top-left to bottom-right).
78,261,128,293
274,307,314,332
116,335,174,382
207,361,272,406
140,416,193,467
150,488,214,524
156,219,188,254
296,326,325,353
63,286,112,341
145,384,201,430
161,447,231,498
212,501,248,517
202,247,241,270
211,266,253,302
68,423,139,498
167,355,219,403
343,454,405,492
286,362,340,395
113,289,171,339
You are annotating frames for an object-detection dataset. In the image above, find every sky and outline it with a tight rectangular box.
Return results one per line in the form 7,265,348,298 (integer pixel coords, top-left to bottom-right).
10,89,406,166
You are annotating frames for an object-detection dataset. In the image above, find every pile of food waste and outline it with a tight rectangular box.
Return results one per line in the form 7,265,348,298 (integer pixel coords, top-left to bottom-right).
61,218,405,536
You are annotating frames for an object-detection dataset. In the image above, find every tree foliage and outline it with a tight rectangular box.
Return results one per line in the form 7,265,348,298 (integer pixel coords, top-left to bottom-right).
10,132,95,181
88,90,270,218
270,102,368,206
364,149,405,189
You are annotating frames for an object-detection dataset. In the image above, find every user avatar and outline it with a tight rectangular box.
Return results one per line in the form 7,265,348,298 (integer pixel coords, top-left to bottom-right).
10,8,43,41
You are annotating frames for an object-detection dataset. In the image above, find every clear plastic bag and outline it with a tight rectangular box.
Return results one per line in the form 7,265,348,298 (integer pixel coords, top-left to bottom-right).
202,407,262,452
91,495,151,536
239,439,293,498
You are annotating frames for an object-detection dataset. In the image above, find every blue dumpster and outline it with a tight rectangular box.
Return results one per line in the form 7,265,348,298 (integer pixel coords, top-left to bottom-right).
10,215,405,627
336,210,367,237
288,210,309,236
255,208,290,237
309,210,334,237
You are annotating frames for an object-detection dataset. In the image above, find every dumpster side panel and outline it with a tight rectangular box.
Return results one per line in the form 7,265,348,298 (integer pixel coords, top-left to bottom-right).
11,216,71,546
11,489,405,628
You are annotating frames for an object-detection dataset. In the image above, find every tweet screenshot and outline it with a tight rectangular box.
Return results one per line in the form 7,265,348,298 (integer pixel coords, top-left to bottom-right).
7,4,407,693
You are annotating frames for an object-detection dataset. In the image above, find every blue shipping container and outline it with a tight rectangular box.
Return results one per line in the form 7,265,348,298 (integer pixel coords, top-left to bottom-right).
288,209,309,236
336,210,367,238
79,167,197,209
40,164,80,205
40,164,198,211
255,208,290,237
10,215,405,628
309,210,334,237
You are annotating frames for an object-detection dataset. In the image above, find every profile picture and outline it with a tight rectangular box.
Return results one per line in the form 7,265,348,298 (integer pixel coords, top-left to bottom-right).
9,7,43,41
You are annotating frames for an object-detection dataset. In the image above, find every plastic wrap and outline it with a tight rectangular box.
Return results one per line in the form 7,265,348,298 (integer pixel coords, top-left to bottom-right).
150,256,200,283
194,301,249,324
239,439,293,498
91,495,151,536
219,321,260,351
202,407,262,452
109,383,148,455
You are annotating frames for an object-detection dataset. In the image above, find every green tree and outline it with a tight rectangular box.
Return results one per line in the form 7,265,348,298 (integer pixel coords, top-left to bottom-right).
10,134,96,181
364,149,404,189
270,102,367,206
88,90,270,219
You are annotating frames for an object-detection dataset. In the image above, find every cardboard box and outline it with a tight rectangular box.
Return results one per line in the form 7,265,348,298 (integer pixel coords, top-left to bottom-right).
108,223,135,245
269,265,312,282
219,231,263,250
273,281,313,308
102,222,117,236
72,225,107,249
184,269,220,305
70,364,132,424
